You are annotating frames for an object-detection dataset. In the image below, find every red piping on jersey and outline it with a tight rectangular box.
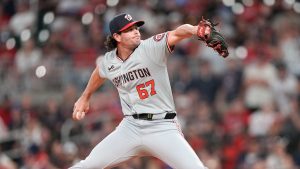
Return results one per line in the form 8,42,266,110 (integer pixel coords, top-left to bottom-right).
173,119,184,137
166,32,175,53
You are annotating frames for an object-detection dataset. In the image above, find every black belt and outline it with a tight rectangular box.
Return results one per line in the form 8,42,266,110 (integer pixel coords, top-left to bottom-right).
132,113,176,120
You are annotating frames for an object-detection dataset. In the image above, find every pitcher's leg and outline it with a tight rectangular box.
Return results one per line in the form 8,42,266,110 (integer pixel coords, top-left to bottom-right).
69,119,141,169
144,128,207,169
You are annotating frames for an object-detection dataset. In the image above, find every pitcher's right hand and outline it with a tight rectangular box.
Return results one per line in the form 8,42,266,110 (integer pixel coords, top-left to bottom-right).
72,96,90,120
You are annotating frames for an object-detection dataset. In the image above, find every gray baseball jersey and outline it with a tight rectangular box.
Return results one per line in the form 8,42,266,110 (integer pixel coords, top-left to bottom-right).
97,32,175,116
70,32,207,169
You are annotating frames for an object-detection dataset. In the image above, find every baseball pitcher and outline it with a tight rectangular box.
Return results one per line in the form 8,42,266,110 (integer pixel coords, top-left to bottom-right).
70,13,228,169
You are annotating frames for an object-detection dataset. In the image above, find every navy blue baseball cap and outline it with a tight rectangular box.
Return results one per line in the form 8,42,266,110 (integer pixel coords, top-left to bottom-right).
109,13,144,35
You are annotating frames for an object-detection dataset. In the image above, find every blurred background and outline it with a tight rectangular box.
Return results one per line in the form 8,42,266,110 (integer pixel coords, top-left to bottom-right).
0,0,300,169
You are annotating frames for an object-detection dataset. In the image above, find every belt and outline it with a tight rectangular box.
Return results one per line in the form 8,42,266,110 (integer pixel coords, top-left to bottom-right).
131,113,176,120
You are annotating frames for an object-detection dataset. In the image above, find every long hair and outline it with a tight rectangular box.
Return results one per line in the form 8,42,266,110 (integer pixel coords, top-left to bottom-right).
104,35,117,51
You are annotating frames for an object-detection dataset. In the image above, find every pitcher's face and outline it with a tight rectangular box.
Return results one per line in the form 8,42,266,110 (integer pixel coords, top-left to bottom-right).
116,25,141,50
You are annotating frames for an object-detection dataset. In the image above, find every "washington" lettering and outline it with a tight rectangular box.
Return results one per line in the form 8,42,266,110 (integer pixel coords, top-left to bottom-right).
112,68,151,87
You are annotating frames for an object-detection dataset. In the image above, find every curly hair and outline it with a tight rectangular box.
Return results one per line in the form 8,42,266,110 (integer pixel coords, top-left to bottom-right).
104,35,118,51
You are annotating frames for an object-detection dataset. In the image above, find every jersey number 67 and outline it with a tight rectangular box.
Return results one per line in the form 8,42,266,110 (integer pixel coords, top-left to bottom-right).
136,79,157,100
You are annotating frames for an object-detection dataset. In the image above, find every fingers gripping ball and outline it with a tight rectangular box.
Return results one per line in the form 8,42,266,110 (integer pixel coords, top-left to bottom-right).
72,106,86,120
197,17,229,58
76,111,85,120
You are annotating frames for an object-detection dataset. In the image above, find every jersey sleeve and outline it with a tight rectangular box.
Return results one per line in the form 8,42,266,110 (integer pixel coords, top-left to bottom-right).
96,56,107,78
142,31,174,66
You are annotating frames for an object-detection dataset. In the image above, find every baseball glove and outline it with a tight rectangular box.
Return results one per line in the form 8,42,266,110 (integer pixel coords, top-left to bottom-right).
197,17,229,58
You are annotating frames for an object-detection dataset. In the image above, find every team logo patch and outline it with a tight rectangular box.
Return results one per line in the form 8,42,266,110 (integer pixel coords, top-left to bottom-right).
153,33,165,42
124,14,132,21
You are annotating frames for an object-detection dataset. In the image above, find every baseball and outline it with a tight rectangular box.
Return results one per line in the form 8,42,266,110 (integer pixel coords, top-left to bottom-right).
76,111,85,120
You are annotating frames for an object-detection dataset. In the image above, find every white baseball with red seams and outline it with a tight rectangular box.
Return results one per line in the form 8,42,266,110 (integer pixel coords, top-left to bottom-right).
69,32,207,169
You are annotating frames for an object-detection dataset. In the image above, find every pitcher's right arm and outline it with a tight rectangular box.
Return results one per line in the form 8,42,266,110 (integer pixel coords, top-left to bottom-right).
72,66,106,120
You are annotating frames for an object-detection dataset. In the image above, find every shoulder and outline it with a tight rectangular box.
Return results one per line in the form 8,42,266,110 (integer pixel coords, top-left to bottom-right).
152,32,167,42
97,50,116,65
99,49,117,63
105,49,117,60
144,32,167,43
141,32,168,49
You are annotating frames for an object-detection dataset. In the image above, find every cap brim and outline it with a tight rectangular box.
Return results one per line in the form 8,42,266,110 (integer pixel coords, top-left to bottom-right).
119,21,144,32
